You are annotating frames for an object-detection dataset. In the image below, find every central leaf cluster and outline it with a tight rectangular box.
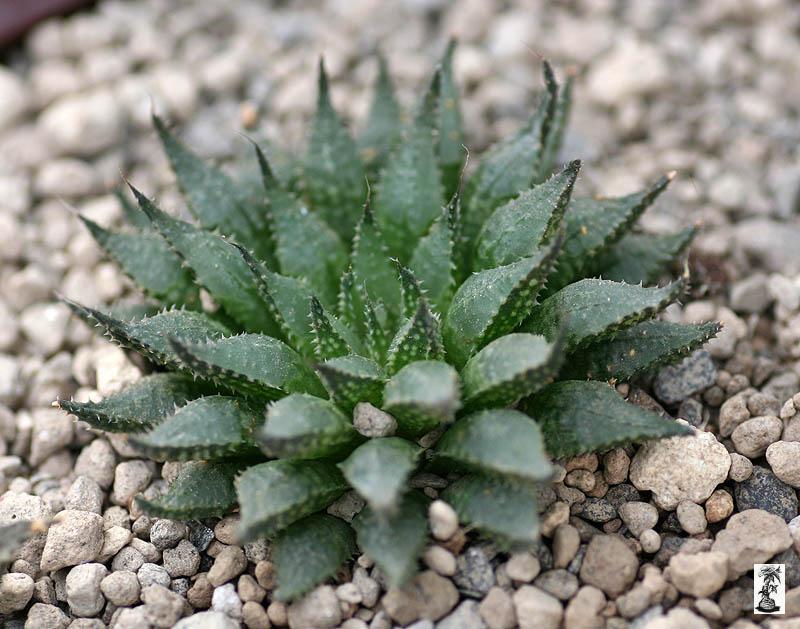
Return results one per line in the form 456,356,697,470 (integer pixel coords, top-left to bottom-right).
59,43,717,599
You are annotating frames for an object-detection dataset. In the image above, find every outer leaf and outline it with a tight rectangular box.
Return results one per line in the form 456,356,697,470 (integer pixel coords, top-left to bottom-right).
358,55,402,170
350,203,400,314
593,228,695,285
443,236,561,368
315,355,385,413
153,115,273,262
436,39,465,199
339,437,422,513
237,460,349,541
116,187,150,230
273,514,357,601
131,396,261,461
80,216,198,307
539,71,573,178
460,333,563,411
374,75,444,261
385,300,442,375
63,300,230,367
170,334,326,399
134,461,238,519
352,491,429,587
130,185,280,335
521,278,683,352
383,360,460,437
461,73,554,249
261,149,348,306
435,409,552,481
525,380,693,457
442,473,539,547
310,296,355,360
305,60,366,241
409,204,456,315
474,160,580,270
545,174,673,294
258,394,363,460
57,373,207,433
561,320,721,382
234,243,316,353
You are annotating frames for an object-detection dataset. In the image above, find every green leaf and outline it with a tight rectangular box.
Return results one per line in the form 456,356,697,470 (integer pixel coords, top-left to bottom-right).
385,300,442,375
521,278,683,353
374,78,445,261
63,300,230,367
539,72,573,178
237,459,349,541
169,334,326,399
409,203,456,315
359,55,402,170
130,184,280,335
310,296,357,360
474,160,580,270
339,437,421,513
305,59,366,242
383,360,460,438
260,148,348,307
273,514,357,601
57,373,207,433
134,461,239,519
594,228,695,285
395,261,425,321
352,491,429,587
153,115,273,262
131,396,261,461
234,243,316,353
364,301,389,365
436,39,465,199
560,320,721,382
351,203,400,315
80,216,199,307
315,355,385,413
460,333,563,411
443,236,562,368
442,473,539,547
461,81,553,249
258,394,363,460
436,409,552,482
116,187,150,230
545,174,674,293
525,380,693,457
0,521,39,565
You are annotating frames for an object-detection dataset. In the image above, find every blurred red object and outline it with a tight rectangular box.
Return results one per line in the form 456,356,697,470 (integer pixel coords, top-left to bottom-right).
0,0,92,48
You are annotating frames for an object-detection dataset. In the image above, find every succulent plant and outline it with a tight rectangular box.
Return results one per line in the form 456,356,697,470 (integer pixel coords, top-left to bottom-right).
58,43,718,599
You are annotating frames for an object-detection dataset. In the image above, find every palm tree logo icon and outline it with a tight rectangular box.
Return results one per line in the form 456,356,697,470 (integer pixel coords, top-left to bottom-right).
756,565,783,613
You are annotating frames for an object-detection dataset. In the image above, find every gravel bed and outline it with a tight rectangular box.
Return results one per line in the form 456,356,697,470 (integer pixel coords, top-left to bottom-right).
1,1,800,628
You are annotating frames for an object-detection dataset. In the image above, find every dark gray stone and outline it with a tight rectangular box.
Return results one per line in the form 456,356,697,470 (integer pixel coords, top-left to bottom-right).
735,466,798,522
187,521,214,552
653,350,717,405
771,547,800,588
605,484,641,509
677,397,706,428
571,498,616,523
453,547,495,596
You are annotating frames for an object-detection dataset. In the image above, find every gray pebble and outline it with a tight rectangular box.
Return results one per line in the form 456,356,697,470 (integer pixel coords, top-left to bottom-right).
24,602,70,629
111,546,144,572
100,570,140,606
163,539,201,578
150,519,188,550
138,562,171,589
65,563,107,618
211,582,243,620
142,584,186,628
